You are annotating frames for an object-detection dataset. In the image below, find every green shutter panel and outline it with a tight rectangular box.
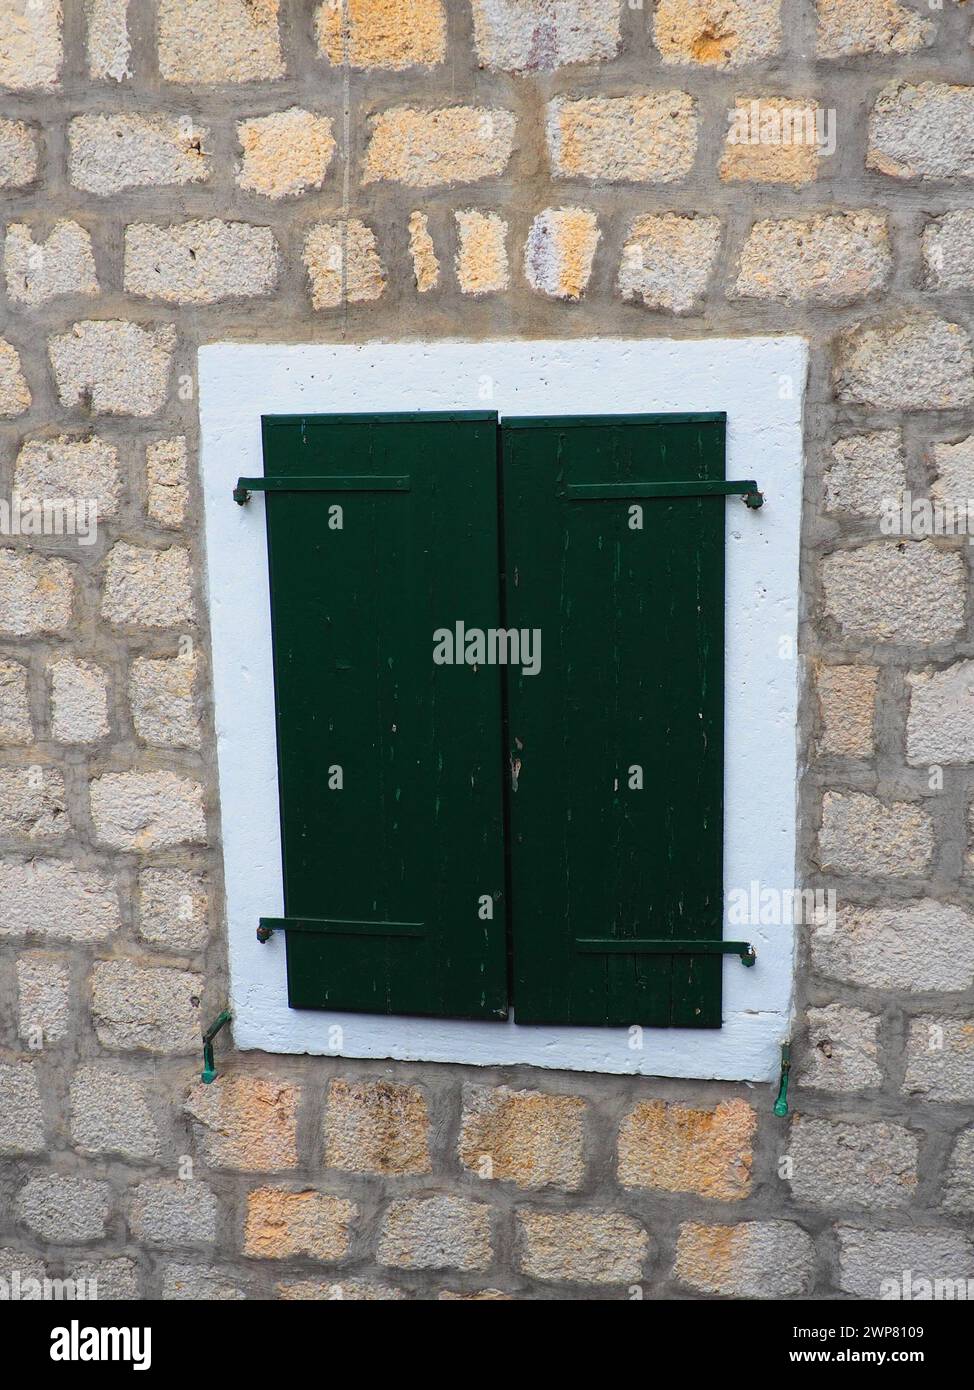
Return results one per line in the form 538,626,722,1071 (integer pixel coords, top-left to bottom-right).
259,413,508,1020
502,415,727,1028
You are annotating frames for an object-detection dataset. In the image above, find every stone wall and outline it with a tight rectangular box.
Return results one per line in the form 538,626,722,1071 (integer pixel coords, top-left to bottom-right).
1,0,973,1300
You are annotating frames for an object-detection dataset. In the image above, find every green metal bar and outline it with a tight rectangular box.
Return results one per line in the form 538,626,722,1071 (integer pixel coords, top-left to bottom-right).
560,479,763,507
201,1009,232,1085
257,916,426,943
774,1042,792,1117
234,475,411,504
575,938,756,966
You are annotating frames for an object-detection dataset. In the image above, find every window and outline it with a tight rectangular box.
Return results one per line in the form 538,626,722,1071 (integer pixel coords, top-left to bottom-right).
200,339,805,1079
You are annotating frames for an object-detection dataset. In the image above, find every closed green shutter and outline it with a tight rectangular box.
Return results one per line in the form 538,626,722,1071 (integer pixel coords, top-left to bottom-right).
259,413,508,1020
502,415,726,1027
250,411,741,1029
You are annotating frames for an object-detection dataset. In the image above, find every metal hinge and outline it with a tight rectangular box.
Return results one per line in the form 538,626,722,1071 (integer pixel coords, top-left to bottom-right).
257,916,425,943
575,938,757,966
233,475,411,504
559,479,764,508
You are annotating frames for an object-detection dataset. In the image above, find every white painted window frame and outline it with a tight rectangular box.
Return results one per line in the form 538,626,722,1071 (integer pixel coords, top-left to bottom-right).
198,337,806,1082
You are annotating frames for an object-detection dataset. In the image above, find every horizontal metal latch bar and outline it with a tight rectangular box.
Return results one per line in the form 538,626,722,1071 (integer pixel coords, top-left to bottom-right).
234,475,411,504
575,937,756,966
560,480,763,508
257,916,425,942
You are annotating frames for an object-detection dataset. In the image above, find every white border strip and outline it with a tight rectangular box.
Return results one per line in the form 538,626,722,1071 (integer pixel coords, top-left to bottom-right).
199,338,806,1081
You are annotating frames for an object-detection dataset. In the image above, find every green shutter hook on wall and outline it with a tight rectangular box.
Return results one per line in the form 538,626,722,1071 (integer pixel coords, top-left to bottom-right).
201,1009,232,1084
773,1042,792,1117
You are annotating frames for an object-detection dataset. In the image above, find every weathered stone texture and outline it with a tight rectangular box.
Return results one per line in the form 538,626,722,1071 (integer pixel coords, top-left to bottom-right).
69,113,209,195
903,1017,974,1102
17,1174,110,1243
720,99,821,184
944,1130,974,1213
130,654,201,750
813,901,974,993
0,119,37,187
458,1086,586,1190
821,542,965,645
0,1247,46,1297
618,213,720,314
244,1187,356,1261
0,0,62,90
86,0,131,81
868,82,974,180
158,0,284,83
161,1263,245,1301
146,437,189,528
322,1079,429,1175
71,1067,160,1160
4,221,98,305
50,659,110,744
923,212,974,293
618,1098,755,1200
438,1281,513,1301
378,1196,492,1271
548,93,697,182
455,210,509,295
0,860,120,942
0,338,30,416
798,1004,882,1092
102,543,195,627
0,659,32,743
407,212,439,292
50,321,177,416
907,661,974,766
91,960,202,1052
818,791,933,877
824,430,904,519
304,220,385,309
364,106,516,187
184,1077,299,1171
317,0,445,70
834,315,974,410
472,0,620,72
15,435,120,517
89,770,206,851
524,208,599,302
788,1118,918,1209
0,767,68,839
735,212,890,306
124,220,280,305
516,1208,648,1285
236,108,335,199
817,0,934,57
0,1062,45,1154
279,1277,405,1300
675,1221,815,1299
70,1256,138,1300
0,551,73,635
138,868,208,951
837,1227,973,1298
816,664,877,757
930,434,974,525
17,952,71,1043
654,0,780,68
